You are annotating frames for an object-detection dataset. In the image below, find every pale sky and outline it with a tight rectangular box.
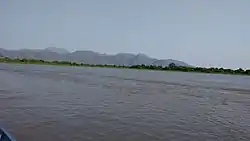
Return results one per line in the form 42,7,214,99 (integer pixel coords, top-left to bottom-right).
1,0,250,69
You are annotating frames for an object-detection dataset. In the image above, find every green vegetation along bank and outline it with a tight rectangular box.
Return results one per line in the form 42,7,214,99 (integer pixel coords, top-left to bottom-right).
0,57,250,75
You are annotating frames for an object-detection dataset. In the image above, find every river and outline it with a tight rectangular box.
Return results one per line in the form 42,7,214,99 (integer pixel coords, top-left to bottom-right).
0,63,250,141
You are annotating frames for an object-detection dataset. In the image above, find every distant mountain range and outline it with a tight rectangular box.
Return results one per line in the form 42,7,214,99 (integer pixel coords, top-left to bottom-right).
0,48,190,66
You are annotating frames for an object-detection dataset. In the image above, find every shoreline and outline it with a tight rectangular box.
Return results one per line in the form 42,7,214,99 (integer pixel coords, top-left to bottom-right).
0,57,249,76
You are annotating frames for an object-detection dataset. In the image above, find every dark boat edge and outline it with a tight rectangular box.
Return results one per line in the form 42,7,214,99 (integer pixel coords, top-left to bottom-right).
0,128,16,141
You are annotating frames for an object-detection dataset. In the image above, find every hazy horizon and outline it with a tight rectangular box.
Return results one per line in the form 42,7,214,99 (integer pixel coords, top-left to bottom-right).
1,0,250,69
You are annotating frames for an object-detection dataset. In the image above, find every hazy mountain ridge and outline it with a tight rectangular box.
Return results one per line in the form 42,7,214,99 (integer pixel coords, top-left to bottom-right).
45,47,69,54
0,48,190,66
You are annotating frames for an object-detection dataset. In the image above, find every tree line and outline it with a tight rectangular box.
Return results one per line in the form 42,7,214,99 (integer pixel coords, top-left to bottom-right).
0,57,249,75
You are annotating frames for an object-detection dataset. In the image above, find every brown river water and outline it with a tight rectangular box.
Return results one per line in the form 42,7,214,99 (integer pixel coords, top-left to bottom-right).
0,63,250,141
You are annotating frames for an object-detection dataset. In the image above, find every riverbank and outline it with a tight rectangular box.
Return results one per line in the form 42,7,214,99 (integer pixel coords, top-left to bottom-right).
0,57,249,76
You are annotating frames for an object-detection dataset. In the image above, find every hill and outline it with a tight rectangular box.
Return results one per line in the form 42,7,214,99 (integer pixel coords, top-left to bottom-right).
0,48,190,66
